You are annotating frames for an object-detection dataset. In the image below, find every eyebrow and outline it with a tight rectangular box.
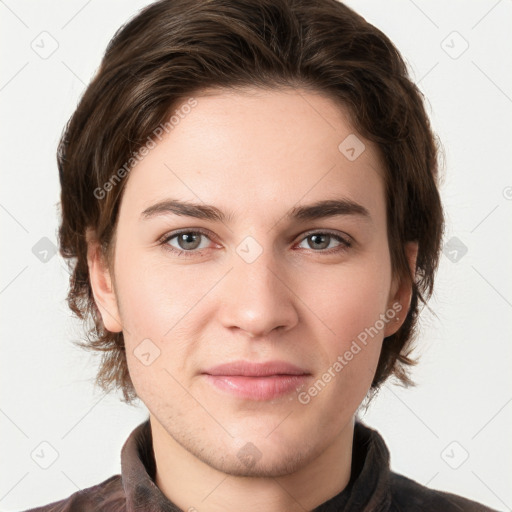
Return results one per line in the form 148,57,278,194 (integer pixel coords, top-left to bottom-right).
140,198,371,223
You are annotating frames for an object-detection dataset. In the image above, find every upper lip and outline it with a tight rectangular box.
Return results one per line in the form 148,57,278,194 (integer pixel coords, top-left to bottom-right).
203,360,310,377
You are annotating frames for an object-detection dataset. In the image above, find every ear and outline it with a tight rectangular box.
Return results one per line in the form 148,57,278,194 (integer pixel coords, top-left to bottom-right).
384,241,418,337
86,228,122,333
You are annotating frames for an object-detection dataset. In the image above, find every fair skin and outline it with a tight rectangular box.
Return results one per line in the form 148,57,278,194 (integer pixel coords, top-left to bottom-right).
88,87,417,512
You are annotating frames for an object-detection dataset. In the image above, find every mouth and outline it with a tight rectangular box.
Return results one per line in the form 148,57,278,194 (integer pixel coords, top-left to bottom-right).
202,360,311,401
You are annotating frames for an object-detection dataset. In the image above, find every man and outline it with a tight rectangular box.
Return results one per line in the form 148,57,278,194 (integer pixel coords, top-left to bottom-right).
24,0,498,510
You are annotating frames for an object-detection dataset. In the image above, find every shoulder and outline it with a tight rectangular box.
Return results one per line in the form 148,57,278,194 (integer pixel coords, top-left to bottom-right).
20,474,125,512
388,471,499,512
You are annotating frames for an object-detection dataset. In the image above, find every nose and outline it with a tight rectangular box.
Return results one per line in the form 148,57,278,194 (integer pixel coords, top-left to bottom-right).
217,248,299,339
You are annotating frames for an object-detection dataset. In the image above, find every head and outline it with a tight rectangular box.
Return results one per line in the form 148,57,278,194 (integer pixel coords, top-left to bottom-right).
58,0,443,476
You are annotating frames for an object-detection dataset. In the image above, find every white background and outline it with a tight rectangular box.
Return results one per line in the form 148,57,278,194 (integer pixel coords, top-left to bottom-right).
1,1,511,511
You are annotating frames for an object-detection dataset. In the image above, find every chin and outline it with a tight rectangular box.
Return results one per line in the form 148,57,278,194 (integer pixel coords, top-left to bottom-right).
206,445,313,478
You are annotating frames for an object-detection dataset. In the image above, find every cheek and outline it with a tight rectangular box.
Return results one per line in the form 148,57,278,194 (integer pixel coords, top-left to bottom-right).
295,270,389,418
113,254,219,393
298,254,392,400
304,258,392,341
116,260,196,402
114,250,201,338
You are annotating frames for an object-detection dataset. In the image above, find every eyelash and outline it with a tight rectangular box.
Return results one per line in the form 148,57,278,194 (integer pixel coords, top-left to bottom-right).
158,228,352,258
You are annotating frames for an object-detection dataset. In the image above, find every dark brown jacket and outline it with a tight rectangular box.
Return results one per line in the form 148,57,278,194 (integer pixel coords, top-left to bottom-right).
22,419,499,512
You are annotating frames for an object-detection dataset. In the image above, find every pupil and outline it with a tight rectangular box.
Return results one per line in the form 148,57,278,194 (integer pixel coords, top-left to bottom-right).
311,234,328,249
181,233,199,249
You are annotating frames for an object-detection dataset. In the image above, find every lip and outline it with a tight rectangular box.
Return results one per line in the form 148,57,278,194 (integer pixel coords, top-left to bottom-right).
202,360,311,401
203,360,310,377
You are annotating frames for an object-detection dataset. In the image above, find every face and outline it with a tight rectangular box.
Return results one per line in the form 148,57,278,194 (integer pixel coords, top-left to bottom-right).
90,87,412,478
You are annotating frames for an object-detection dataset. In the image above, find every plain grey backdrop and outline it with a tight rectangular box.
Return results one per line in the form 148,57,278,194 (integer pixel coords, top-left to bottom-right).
1,1,511,510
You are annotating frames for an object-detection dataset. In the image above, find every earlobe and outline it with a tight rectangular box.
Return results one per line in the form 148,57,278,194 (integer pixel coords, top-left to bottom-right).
384,241,418,337
86,229,122,333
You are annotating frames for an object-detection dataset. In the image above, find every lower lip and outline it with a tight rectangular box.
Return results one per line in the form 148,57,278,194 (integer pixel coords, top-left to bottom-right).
204,374,309,401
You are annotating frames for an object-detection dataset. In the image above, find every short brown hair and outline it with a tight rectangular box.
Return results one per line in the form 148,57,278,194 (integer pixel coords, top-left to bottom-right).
58,0,444,404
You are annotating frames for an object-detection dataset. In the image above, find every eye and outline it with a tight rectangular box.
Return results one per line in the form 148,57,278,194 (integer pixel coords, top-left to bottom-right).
160,229,214,256
296,231,351,254
159,229,352,258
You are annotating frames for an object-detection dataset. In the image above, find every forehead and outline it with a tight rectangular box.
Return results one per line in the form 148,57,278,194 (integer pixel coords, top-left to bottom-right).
119,87,387,224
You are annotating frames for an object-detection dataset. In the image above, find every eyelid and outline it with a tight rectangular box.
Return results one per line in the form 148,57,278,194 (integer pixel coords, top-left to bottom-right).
159,227,353,256
158,227,216,244
296,228,353,246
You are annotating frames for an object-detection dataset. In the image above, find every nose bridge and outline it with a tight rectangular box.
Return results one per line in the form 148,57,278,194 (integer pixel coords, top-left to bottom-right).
218,237,298,337
235,243,281,297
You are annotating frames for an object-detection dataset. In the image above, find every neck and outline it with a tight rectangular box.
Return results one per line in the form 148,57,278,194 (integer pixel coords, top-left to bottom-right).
151,416,354,512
